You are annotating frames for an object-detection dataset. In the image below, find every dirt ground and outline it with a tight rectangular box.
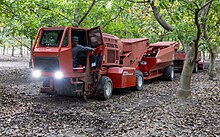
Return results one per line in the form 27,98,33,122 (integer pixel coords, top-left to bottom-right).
0,55,219,136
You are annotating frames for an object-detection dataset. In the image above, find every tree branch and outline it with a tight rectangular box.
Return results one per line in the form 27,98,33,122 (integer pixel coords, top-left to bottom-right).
13,37,31,50
2,3,20,20
165,4,176,24
36,4,73,25
182,0,195,12
150,1,173,31
209,18,220,30
193,0,212,61
201,2,211,41
126,0,147,3
78,0,96,26
192,9,201,61
198,42,206,46
127,0,173,31
103,2,126,28
199,0,213,11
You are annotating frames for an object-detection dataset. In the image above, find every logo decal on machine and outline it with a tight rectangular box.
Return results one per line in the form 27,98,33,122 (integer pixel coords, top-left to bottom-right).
123,71,133,76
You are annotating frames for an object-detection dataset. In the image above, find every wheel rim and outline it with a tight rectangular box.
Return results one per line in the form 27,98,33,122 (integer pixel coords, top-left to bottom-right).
196,64,198,72
171,69,174,79
105,82,112,97
138,75,143,87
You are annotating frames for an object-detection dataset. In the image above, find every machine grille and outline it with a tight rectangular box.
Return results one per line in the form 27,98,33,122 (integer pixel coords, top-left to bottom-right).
107,50,115,63
34,57,59,72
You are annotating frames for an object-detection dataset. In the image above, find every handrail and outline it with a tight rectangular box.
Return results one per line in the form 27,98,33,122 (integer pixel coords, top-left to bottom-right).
32,28,43,52
58,27,68,53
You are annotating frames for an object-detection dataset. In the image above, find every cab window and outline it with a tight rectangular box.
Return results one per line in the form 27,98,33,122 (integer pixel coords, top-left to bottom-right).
39,30,68,47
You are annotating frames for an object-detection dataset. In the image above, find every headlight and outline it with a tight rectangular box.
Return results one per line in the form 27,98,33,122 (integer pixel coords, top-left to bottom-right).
32,70,41,78
54,71,63,79
140,61,147,65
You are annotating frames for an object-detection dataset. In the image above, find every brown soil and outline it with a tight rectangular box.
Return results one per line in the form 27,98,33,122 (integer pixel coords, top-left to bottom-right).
0,55,219,136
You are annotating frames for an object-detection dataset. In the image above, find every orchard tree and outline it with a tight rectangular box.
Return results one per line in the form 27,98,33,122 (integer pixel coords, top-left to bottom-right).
200,0,220,80
0,0,219,85
126,0,217,98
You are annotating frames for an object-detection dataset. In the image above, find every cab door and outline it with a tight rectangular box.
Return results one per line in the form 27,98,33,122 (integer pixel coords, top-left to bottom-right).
87,26,104,48
87,26,104,70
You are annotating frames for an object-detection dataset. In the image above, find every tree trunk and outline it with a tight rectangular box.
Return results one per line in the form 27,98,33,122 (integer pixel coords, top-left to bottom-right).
29,38,33,68
180,40,190,53
26,47,29,55
202,51,205,61
74,5,79,26
177,43,196,98
208,45,217,80
3,45,6,55
11,46,15,57
20,37,23,57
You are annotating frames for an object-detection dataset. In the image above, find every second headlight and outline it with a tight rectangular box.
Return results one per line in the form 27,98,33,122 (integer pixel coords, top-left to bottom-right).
54,71,63,79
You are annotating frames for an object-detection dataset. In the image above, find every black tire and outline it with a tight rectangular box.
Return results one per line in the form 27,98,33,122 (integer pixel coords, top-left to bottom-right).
164,66,174,81
199,63,204,70
201,63,204,70
193,63,198,73
96,76,113,100
132,70,144,91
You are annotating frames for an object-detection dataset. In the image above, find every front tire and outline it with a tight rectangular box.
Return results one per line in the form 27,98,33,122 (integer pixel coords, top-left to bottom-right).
193,63,198,73
132,70,144,91
96,76,113,100
198,62,204,70
164,66,174,81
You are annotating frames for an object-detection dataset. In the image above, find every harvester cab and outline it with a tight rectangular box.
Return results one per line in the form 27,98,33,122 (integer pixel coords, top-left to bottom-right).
32,26,104,98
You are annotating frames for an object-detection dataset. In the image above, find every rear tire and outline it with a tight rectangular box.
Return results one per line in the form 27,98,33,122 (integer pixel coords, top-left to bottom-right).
199,62,204,70
201,63,204,70
132,70,144,91
193,63,198,73
96,76,113,100
164,66,174,81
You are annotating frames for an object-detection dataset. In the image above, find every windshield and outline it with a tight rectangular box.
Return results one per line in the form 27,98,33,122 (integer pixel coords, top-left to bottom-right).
39,30,68,47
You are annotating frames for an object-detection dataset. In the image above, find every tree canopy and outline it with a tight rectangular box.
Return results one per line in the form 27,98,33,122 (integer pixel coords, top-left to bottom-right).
0,0,219,49
0,0,220,97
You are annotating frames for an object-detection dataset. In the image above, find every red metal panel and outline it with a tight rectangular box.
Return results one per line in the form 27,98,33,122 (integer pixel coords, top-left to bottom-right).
102,33,121,66
59,48,73,75
140,43,175,72
139,41,176,80
107,67,136,89
175,52,186,60
149,42,177,47
139,58,157,72
143,69,164,80
121,38,149,68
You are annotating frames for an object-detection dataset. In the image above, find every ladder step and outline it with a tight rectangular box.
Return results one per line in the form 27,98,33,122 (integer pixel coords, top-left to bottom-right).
40,88,56,94
74,90,82,93
71,81,83,85
71,81,83,84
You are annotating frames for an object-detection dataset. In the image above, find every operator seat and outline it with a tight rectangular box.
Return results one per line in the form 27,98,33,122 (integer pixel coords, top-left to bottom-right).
77,51,87,67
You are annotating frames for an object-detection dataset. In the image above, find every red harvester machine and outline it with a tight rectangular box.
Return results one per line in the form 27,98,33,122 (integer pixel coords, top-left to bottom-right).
174,50,204,73
32,26,176,100
139,42,177,81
